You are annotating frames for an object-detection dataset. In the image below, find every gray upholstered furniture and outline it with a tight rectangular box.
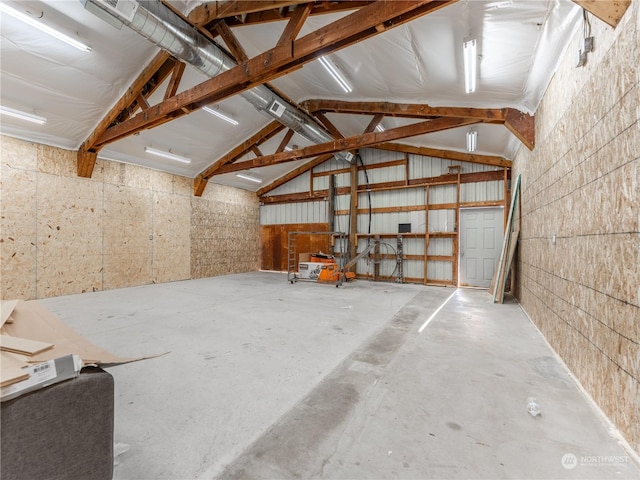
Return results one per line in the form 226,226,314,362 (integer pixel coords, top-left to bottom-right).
1,366,114,480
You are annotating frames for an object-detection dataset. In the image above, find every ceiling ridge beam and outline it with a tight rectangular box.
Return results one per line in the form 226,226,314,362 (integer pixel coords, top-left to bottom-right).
213,117,481,175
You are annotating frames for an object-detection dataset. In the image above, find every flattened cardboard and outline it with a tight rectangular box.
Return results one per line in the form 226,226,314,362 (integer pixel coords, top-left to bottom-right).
1,300,148,365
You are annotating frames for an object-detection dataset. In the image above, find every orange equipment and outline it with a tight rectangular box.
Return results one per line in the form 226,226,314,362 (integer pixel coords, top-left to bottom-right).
316,240,380,286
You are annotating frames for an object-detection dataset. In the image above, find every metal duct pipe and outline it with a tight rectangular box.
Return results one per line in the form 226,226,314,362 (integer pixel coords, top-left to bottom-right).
84,0,352,163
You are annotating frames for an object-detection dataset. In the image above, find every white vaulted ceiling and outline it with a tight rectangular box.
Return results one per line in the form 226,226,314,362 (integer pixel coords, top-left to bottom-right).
0,1,582,191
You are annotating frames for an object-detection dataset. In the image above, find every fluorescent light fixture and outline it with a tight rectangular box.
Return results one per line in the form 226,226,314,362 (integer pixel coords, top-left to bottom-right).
202,106,239,126
0,105,47,124
283,146,293,151
319,56,352,93
466,130,478,152
0,3,92,52
144,147,191,164
463,38,477,94
236,172,263,184
375,124,385,132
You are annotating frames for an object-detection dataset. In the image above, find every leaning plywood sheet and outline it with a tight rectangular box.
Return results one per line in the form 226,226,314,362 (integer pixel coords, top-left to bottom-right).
0,300,152,365
0,335,53,356
0,352,29,387
492,174,521,303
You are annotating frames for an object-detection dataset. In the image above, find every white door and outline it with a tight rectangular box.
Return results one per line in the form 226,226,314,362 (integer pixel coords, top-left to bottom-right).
459,207,504,288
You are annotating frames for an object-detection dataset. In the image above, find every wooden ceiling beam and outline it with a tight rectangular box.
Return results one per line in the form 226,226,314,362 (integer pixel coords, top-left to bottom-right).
194,121,285,192
365,113,385,133
213,117,481,175
191,1,374,28
93,1,454,149
303,100,534,150
374,142,511,168
212,20,249,62
504,109,534,150
256,154,334,196
77,51,174,177
277,3,313,47
301,99,511,121
276,129,296,153
164,61,186,100
189,1,310,26
572,0,631,28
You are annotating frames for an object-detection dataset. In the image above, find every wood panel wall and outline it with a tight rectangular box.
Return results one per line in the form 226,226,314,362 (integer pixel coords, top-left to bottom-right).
513,2,639,456
0,136,259,300
260,223,330,272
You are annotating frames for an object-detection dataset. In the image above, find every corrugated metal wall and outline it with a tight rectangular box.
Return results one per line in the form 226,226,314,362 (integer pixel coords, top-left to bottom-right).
260,148,505,284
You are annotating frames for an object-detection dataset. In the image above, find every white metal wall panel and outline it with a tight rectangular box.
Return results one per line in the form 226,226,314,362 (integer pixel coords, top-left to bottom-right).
410,155,452,178
314,175,329,191
359,212,418,234
427,209,456,232
429,184,457,204
410,155,501,179
267,172,311,195
402,237,425,255
460,180,504,202
404,260,425,280
360,165,404,185
361,148,404,165
260,201,327,225
427,238,453,256
427,260,453,281
361,189,425,209
335,194,351,211
333,214,350,236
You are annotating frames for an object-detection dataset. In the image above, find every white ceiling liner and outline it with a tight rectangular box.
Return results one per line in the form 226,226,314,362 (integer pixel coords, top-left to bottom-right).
1,0,582,192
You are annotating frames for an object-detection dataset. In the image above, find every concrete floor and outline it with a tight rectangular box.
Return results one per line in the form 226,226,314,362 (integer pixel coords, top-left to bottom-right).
41,272,639,480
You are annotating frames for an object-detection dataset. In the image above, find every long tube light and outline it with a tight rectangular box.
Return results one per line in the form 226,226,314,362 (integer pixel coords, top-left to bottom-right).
463,38,477,94
202,106,239,126
319,56,353,93
0,105,47,124
466,130,478,152
236,172,263,184
144,147,191,164
0,3,91,52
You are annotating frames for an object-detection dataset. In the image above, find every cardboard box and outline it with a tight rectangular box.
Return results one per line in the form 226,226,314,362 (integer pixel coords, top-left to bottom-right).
298,253,311,263
1,354,82,402
298,262,327,280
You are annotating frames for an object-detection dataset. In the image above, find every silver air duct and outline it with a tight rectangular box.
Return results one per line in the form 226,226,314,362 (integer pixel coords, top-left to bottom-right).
83,0,353,163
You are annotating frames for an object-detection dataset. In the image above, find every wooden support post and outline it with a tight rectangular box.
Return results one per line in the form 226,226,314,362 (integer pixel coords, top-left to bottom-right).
349,160,358,267
503,167,509,230
453,170,461,286
424,185,429,285
328,174,335,234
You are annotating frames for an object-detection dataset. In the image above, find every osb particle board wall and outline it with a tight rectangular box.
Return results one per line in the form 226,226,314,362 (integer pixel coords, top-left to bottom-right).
0,136,260,300
513,2,639,456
